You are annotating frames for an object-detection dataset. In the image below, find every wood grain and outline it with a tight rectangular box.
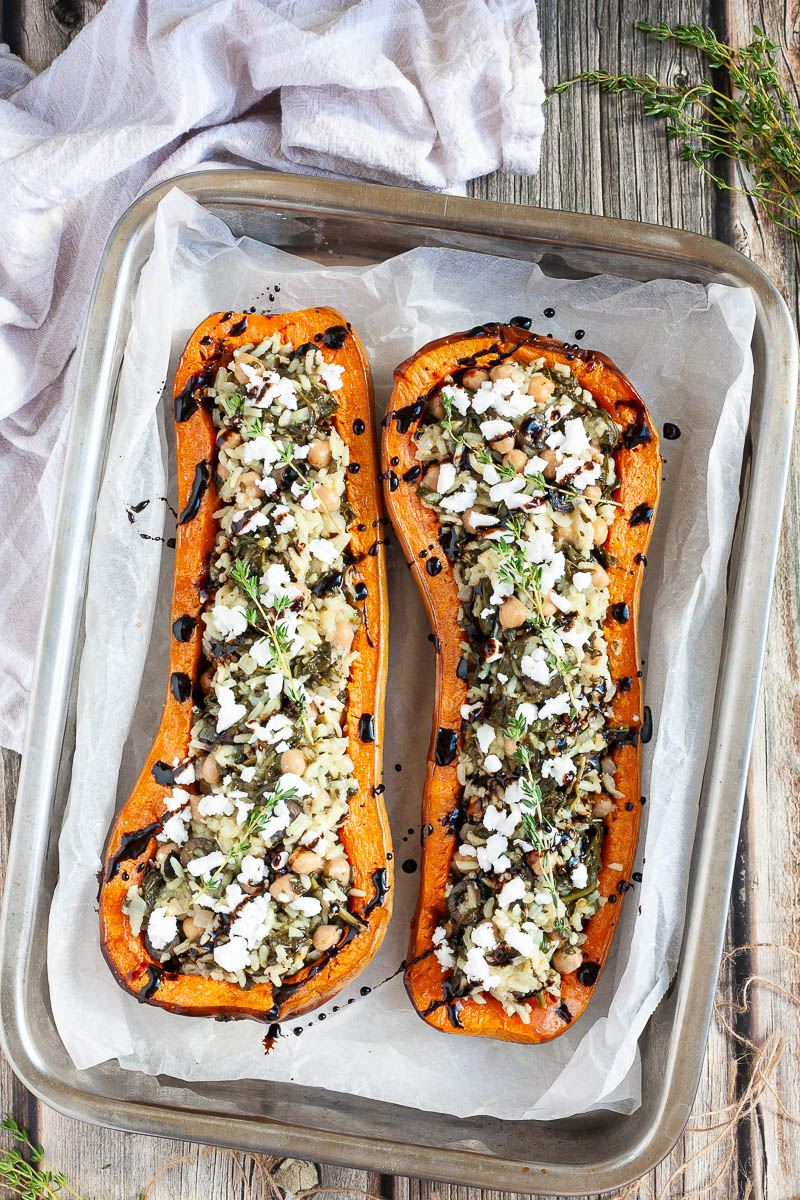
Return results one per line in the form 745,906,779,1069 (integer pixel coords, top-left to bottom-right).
1,0,799,1197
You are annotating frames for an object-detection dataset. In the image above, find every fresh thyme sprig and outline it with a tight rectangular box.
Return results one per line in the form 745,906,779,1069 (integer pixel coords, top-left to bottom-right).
494,521,577,704
504,725,568,934
230,558,311,736
550,21,800,240
191,782,298,902
244,418,315,495
0,1117,88,1200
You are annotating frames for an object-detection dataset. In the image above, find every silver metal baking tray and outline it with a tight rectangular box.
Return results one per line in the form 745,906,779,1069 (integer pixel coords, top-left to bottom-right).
1,171,795,1196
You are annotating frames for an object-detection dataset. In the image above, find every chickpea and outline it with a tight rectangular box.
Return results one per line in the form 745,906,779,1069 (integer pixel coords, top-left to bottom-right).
307,439,331,469
312,924,342,952
527,374,556,402
540,446,559,481
315,485,340,512
182,915,205,941
591,563,610,589
280,748,306,776
323,856,351,886
490,362,518,382
593,517,609,546
552,947,583,975
217,429,242,455
583,484,602,502
499,596,532,629
238,469,261,499
592,795,615,818
199,667,214,694
201,753,220,787
270,875,297,904
461,368,489,390
189,794,204,821
503,736,518,758
428,393,446,420
289,849,324,875
232,353,265,385
462,506,491,535
541,591,558,618
492,435,515,455
421,464,440,491
528,851,552,877
330,620,355,651
503,449,528,473
155,842,180,868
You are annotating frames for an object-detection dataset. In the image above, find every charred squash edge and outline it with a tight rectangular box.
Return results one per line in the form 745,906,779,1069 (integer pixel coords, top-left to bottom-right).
99,307,392,1023
382,323,660,1043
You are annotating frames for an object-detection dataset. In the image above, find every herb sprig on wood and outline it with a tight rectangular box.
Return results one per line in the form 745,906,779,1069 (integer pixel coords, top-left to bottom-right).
551,22,800,240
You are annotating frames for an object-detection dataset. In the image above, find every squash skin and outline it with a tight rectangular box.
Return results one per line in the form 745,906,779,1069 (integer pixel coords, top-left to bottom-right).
382,324,661,1043
99,308,392,1022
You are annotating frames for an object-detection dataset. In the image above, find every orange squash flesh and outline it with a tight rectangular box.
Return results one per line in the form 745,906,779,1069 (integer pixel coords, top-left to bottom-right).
99,307,392,1022
382,324,660,1043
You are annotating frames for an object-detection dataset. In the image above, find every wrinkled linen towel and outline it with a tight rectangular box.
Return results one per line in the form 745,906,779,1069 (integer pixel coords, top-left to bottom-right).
0,0,543,752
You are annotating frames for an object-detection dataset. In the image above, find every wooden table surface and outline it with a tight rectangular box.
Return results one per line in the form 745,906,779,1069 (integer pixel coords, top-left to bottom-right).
1,1,798,1197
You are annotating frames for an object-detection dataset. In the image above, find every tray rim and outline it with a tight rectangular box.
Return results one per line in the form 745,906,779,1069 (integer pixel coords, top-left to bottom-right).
1,168,796,1196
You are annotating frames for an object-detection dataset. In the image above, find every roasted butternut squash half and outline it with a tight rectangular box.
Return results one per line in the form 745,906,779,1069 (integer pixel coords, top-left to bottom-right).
100,308,391,1022
382,322,659,1042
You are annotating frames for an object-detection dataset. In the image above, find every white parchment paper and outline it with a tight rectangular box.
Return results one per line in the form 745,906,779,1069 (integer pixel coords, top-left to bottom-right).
47,187,755,1121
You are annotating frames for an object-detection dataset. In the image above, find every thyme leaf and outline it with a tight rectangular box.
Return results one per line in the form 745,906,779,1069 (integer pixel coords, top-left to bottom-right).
551,21,800,241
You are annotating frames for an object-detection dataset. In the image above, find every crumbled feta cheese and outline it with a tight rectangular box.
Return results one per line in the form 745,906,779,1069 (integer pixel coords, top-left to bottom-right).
463,946,499,988
483,804,519,836
477,833,511,874
572,571,593,592
237,854,265,886
434,942,455,969
241,435,281,467
239,765,256,783
505,927,535,957
215,684,247,732
561,417,591,456
319,362,345,391
468,512,498,528
483,753,502,774
249,712,294,745
516,701,539,727
146,907,177,950
157,813,189,845
538,692,572,720
520,649,552,684
436,461,456,494
198,793,235,818
258,798,291,842
542,755,576,787
475,723,495,754
571,862,589,890
539,551,566,592
172,761,195,786
213,937,250,973
231,894,272,947
439,484,478,513
187,851,226,878
273,505,296,534
289,896,323,916
307,537,339,565
471,921,498,949
166,787,192,811
213,604,248,641
442,385,470,415
497,877,526,909
479,419,514,442
488,476,527,504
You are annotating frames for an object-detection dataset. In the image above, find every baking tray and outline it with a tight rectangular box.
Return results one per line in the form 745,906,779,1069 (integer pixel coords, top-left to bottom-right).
0,171,795,1195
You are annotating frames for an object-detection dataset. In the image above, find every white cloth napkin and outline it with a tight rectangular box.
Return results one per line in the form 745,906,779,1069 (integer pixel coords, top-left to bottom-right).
0,0,543,752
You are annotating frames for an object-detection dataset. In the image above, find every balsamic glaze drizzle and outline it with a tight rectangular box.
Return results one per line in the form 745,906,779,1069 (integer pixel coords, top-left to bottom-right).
178,461,210,524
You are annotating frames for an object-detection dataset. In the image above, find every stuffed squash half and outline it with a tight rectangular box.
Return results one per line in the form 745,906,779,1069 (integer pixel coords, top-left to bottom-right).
382,322,660,1043
100,308,392,1022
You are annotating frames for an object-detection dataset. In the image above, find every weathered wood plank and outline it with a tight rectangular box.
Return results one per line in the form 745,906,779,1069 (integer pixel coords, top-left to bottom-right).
721,2,800,1196
1,0,798,1198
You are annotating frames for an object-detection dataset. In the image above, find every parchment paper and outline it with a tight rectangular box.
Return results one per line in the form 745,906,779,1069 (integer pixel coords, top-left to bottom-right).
47,186,756,1121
